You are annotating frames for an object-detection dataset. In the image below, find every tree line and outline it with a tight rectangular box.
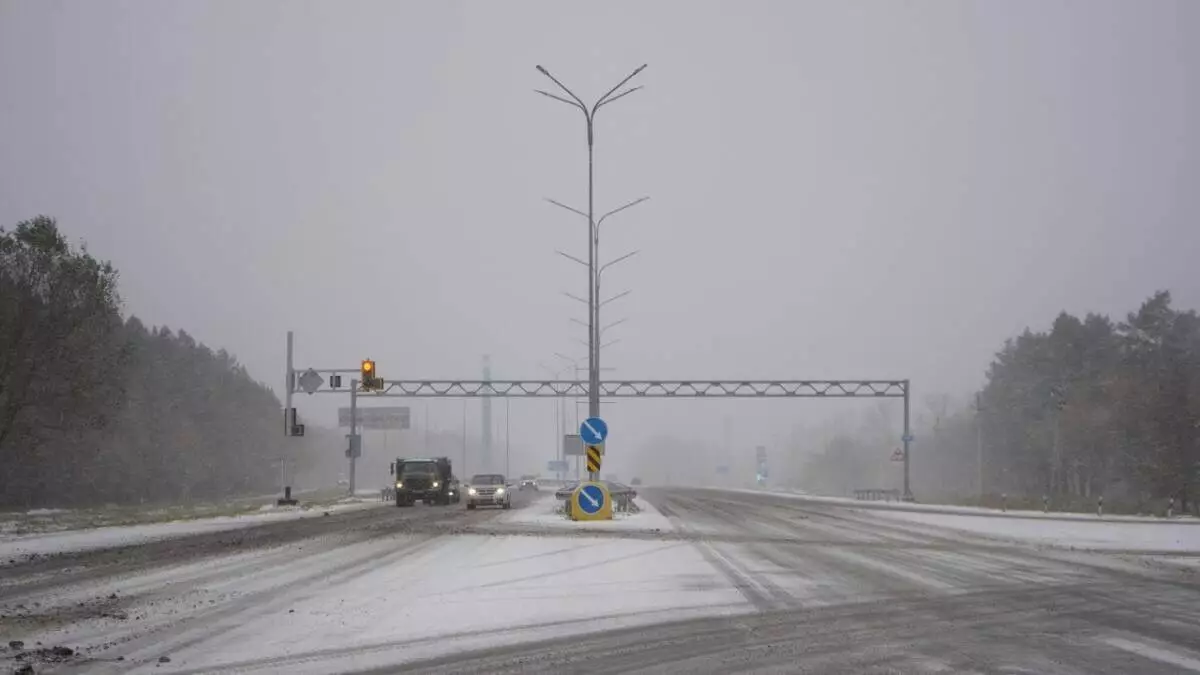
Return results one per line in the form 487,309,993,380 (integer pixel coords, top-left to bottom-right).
794,291,1200,515
0,216,313,508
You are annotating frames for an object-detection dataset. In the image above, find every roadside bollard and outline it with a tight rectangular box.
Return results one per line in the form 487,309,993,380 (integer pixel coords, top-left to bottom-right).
1097,495,1104,517
1168,497,1175,519
1001,493,1007,512
1042,495,1049,513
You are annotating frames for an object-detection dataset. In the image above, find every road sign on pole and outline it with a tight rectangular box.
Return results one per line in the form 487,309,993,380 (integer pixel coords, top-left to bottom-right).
585,445,603,473
571,482,612,521
562,434,585,456
891,448,905,462
579,417,608,445
298,369,324,395
547,460,569,473
338,406,411,430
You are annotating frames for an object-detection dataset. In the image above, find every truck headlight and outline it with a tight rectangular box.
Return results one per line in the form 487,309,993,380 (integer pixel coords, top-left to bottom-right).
396,482,403,488
468,488,477,496
432,481,440,488
495,487,505,495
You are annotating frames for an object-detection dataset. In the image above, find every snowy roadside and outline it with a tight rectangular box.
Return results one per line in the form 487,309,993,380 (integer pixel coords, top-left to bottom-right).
711,487,1200,524
0,496,385,561
0,487,369,537
868,509,1200,554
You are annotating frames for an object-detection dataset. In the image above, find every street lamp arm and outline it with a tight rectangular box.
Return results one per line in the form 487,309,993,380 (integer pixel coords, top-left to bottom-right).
545,198,589,220
534,89,585,111
596,196,650,228
553,352,582,366
570,317,588,329
563,291,589,305
556,250,589,268
591,64,648,113
600,289,632,307
535,65,589,111
600,338,622,350
595,85,644,111
602,318,628,334
599,250,639,276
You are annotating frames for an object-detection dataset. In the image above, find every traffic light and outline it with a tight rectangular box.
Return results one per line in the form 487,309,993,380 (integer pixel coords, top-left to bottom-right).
361,359,377,390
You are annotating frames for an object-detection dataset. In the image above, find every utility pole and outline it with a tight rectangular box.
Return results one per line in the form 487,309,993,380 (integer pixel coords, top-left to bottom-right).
482,355,492,471
461,399,467,478
536,64,648,482
975,392,985,500
349,377,358,495
505,398,511,477
902,380,912,501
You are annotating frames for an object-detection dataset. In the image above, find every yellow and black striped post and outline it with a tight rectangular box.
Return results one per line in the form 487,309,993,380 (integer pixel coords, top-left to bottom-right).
586,444,603,473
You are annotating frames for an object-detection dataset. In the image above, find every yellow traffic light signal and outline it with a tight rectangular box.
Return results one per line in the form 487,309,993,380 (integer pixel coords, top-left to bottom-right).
361,359,376,389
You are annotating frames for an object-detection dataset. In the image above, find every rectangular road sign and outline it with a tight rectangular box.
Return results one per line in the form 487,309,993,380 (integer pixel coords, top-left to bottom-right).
338,406,411,430
563,434,585,456
547,460,569,473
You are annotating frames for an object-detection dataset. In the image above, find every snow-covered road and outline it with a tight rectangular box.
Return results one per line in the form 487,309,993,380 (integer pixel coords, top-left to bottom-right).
2,488,1199,674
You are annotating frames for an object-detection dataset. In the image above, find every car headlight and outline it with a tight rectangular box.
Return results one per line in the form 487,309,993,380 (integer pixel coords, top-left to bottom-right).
396,482,403,488
495,487,505,495
432,481,440,488
468,488,477,496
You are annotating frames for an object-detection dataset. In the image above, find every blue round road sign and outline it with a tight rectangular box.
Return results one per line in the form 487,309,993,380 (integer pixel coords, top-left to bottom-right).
577,484,606,515
580,417,608,445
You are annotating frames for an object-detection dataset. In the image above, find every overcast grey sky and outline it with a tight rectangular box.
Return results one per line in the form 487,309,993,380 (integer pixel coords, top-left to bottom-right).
2,1,1197,476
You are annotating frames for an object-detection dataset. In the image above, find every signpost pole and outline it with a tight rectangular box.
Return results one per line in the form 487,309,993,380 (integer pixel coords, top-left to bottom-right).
349,378,358,496
902,379,912,502
285,331,294,436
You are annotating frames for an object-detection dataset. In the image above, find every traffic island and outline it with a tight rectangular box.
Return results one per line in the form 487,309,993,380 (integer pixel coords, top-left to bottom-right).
570,482,613,521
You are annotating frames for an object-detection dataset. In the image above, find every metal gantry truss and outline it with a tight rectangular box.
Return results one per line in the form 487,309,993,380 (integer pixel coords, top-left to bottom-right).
342,379,908,398
283,332,915,500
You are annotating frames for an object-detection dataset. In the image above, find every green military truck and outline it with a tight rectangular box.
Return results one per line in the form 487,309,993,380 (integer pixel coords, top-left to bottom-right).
390,457,460,506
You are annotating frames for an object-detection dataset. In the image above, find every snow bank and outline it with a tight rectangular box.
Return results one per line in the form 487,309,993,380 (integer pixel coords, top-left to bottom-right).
0,500,384,560
713,487,1200,524
872,510,1200,552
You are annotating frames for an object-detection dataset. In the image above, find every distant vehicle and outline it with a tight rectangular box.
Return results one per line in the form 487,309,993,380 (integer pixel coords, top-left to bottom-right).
630,477,642,486
554,481,580,500
391,457,458,506
519,475,539,491
465,474,511,510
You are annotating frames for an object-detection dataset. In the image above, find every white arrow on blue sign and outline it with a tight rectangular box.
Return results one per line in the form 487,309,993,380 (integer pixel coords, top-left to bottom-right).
579,417,608,445
577,484,606,515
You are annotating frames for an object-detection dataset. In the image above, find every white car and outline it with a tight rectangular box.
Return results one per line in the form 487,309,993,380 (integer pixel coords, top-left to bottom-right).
465,474,511,510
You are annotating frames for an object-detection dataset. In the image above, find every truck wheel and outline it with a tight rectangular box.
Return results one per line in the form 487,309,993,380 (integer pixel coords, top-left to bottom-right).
502,500,512,510
466,503,476,510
